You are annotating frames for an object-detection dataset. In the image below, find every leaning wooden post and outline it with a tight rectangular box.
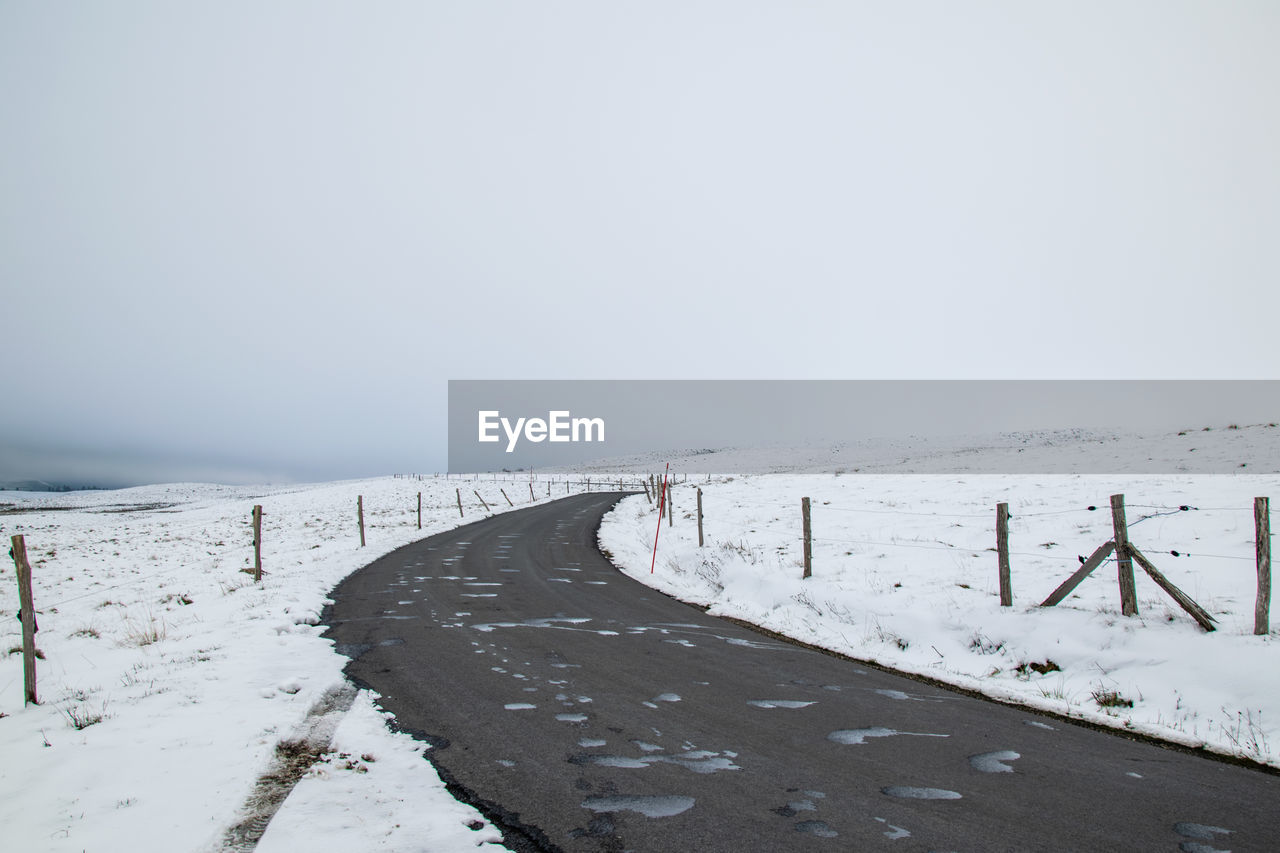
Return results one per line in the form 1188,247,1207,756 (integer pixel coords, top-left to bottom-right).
358,496,366,547
252,504,263,582
1111,493,1138,616
417,492,422,529
1041,541,1115,607
456,488,464,518
1129,547,1216,632
500,488,514,507
696,487,704,548
996,502,1011,606
801,497,813,579
529,483,535,502
474,490,492,513
10,535,37,705
1257,496,1272,636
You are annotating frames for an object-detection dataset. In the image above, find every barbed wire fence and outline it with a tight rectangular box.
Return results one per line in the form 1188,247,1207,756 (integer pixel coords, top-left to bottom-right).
640,479,1272,637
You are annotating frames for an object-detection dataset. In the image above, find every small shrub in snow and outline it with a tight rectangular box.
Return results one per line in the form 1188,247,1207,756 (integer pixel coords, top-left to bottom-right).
968,633,1005,655
1219,709,1270,760
123,611,167,647
1015,660,1061,677
63,700,108,730
694,556,723,593
870,621,908,650
1091,689,1134,709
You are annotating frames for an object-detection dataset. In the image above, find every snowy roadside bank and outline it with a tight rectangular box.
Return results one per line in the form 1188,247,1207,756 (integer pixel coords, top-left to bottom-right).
0,477,548,852
599,470,1279,769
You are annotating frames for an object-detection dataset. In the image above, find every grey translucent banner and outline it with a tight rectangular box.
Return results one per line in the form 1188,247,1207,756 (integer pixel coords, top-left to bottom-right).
447,380,1279,474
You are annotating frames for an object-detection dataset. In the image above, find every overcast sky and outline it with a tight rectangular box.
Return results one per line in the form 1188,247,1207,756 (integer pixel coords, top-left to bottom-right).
2,2,1277,485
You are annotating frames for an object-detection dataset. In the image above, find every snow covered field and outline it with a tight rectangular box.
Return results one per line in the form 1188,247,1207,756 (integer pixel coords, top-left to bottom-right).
597,423,1280,768
0,477,522,852
2,422,1275,852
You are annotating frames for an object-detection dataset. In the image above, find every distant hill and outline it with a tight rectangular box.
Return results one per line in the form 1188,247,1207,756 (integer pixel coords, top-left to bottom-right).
0,480,109,493
539,422,1280,477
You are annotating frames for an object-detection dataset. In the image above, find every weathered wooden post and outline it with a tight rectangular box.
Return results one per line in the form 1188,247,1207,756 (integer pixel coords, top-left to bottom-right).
1111,494,1138,616
1257,496,1272,636
417,492,422,529
650,465,669,574
801,497,813,579
696,487,704,548
666,483,673,527
474,490,492,513
456,488,464,518
358,496,366,547
252,504,263,582
500,488,514,507
529,483,535,502
10,535,37,705
997,502,1011,606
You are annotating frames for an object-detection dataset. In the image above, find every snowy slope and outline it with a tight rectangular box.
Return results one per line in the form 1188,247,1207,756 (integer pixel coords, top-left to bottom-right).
566,421,1279,476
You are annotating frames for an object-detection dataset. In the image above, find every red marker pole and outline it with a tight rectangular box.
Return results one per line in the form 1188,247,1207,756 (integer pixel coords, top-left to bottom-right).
650,463,669,574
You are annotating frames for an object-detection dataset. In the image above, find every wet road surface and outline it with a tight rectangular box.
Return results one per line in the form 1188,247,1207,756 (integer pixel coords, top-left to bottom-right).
323,493,1279,852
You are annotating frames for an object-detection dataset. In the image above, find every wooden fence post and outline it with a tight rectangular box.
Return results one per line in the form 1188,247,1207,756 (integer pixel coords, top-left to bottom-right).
666,484,673,527
253,505,263,582
417,492,422,530
474,491,492,513
358,496,366,547
996,502,1011,606
801,497,813,579
10,535,38,705
456,488,464,518
500,488,514,507
697,487,704,548
1258,496,1272,636
1111,494,1138,616
529,483,535,502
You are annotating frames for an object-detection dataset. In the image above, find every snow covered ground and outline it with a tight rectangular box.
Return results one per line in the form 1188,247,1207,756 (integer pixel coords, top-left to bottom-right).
2,422,1275,852
597,422,1280,768
0,476,533,852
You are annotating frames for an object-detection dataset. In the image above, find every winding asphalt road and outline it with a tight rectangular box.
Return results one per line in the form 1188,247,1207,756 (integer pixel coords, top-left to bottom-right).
323,493,1278,852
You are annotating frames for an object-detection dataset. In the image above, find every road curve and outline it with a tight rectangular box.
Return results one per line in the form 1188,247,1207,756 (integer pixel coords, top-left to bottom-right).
323,493,1278,852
